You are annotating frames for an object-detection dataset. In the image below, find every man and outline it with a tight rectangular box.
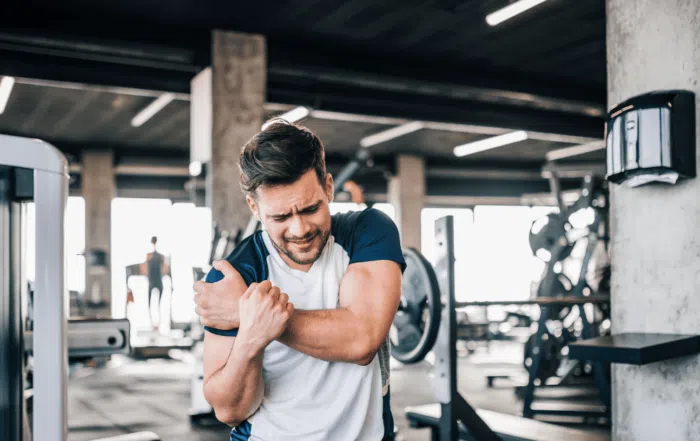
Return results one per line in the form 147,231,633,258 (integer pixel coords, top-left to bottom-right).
146,236,167,330
193,120,405,441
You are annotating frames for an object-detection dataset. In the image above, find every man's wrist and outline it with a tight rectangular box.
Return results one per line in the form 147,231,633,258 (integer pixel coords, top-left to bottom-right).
235,331,268,359
230,314,241,329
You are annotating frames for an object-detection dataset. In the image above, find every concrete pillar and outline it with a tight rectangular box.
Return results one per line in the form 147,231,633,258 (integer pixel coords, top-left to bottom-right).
388,155,425,250
607,2,700,440
82,150,115,317
191,30,266,235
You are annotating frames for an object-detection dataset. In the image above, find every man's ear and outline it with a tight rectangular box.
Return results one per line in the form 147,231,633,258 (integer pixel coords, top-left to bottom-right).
246,194,260,220
325,173,334,203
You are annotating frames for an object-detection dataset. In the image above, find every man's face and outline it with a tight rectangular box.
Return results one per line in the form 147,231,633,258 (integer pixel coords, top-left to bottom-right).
247,169,334,270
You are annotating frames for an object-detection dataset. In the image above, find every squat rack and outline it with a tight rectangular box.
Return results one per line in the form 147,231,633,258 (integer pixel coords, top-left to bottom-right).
426,215,611,441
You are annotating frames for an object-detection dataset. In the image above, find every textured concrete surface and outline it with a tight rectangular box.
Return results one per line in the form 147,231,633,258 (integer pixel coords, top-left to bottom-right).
607,1,700,440
81,150,114,316
389,155,425,251
210,30,266,235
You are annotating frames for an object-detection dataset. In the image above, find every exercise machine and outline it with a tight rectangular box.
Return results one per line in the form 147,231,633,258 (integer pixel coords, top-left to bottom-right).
510,171,611,422
0,135,159,441
401,216,610,441
391,169,613,423
124,261,196,359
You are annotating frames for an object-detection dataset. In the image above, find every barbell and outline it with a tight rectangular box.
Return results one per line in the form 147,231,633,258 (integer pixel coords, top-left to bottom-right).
390,247,610,365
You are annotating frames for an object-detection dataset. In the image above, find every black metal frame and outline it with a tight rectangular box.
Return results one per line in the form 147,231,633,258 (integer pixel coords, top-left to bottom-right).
520,175,611,422
432,215,502,441
0,167,26,441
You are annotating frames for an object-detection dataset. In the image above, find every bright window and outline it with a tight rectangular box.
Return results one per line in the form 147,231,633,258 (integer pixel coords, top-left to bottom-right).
420,205,558,304
469,205,557,303
421,208,474,302
329,202,395,221
111,198,212,329
24,196,86,293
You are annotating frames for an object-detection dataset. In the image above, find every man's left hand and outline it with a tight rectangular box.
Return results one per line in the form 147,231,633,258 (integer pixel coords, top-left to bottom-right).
194,260,246,330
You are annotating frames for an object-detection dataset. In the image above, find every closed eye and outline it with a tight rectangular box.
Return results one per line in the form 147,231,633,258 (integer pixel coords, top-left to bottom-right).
269,201,322,222
300,203,321,214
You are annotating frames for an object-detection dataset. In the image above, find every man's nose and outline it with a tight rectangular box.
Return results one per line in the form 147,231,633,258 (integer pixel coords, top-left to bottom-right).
287,215,313,239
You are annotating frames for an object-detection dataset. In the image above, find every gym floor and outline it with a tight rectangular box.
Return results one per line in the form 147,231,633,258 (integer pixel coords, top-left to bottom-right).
66,341,610,441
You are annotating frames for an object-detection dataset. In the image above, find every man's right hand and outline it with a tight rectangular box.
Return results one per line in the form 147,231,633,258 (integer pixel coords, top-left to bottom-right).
194,260,245,330
237,281,295,353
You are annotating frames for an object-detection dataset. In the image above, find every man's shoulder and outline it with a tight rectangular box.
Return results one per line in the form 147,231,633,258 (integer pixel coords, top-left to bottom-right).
228,230,268,257
331,207,394,235
331,208,402,263
206,231,270,285
331,209,369,251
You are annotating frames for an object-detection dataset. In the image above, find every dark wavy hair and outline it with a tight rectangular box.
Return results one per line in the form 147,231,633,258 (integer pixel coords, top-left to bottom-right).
239,119,327,195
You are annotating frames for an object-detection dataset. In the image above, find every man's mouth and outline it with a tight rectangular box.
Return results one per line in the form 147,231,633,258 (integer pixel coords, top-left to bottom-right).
288,233,318,246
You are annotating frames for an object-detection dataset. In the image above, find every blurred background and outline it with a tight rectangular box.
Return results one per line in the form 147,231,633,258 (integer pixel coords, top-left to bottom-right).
1,1,614,440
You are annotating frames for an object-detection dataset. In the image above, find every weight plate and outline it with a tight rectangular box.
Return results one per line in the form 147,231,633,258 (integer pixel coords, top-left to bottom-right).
390,248,441,364
537,272,572,297
529,213,573,262
523,331,562,382
538,272,581,319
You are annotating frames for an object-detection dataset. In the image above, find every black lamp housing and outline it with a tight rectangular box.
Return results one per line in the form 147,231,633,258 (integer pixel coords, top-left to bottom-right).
605,90,696,185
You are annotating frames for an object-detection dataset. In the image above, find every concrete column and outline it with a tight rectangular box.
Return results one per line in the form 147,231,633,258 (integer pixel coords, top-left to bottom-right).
191,30,266,235
607,2,700,440
82,150,114,317
388,155,425,250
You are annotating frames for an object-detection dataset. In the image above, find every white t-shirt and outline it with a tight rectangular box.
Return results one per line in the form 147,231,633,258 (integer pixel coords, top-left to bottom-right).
205,208,406,441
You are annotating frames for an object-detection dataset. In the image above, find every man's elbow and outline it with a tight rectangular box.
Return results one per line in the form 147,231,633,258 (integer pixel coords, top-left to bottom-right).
356,352,377,366
351,336,382,366
204,386,244,427
206,392,246,427
214,407,244,427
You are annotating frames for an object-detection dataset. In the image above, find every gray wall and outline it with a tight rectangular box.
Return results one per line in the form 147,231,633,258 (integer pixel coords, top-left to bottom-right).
210,31,266,235
607,1,700,440
388,155,425,250
81,150,114,316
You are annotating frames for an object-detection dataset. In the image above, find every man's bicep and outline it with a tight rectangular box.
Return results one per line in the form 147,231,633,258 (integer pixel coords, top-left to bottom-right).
202,263,247,335
203,332,236,382
339,260,402,328
348,208,407,272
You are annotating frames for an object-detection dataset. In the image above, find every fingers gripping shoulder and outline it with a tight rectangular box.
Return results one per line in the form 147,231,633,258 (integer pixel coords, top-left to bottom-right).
205,259,244,284
200,261,248,337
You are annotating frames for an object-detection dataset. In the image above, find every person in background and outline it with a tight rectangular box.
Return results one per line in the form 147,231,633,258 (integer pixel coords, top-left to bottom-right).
146,236,168,331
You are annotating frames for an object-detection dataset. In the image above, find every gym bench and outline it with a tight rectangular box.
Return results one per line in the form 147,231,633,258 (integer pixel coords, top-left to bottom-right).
406,403,609,441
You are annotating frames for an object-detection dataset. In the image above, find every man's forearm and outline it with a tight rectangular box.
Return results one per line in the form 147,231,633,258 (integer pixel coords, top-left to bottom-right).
277,309,378,365
203,336,265,425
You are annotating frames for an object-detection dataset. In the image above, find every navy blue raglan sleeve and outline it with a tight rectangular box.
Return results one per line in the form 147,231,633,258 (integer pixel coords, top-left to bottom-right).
202,233,269,337
349,208,407,273
202,266,240,337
